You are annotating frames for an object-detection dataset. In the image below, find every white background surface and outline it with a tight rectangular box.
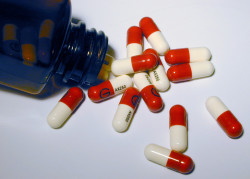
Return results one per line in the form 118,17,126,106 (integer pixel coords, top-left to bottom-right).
1,0,250,178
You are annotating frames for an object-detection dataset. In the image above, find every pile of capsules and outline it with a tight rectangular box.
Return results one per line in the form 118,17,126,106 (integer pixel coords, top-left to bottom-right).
47,17,243,174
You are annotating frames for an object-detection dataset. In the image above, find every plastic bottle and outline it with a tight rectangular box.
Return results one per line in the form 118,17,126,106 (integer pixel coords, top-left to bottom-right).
0,0,109,94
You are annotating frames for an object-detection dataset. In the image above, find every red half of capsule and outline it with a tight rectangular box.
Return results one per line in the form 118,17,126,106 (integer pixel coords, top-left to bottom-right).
165,48,190,65
166,150,194,174
140,85,163,112
88,80,115,102
169,105,187,128
167,63,192,82
60,87,84,111
131,54,158,72
143,48,163,65
127,26,143,46
119,87,141,109
139,17,159,39
217,110,243,138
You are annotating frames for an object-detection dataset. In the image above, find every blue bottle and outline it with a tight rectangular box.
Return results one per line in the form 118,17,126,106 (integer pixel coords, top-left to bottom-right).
0,0,109,94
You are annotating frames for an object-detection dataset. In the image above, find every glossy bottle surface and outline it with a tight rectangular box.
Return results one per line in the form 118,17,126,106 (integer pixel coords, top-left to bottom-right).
0,0,108,94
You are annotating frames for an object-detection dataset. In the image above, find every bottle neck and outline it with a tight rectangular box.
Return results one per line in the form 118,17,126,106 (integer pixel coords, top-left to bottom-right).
55,21,108,88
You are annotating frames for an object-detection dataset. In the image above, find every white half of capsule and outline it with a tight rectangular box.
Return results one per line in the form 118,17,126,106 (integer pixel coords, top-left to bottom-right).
147,31,170,56
190,61,214,79
111,58,134,76
133,72,152,91
149,65,170,92
127,43,143,58
47,102,72,129
110,75,133,95
189,47,212,62
170,125,187,153
112,104,134,133
144,144,171,166
206,96,228,120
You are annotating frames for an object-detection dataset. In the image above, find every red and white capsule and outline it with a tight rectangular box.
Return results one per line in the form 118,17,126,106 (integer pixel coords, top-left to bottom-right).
111,54,158,76
133,72,163,112
139,17,170,55
169,105,188,153
165,47,212,65
144,144,194,174
144,48,170,92
127,26,143,57
47,87,84,129
167,61,214,82
112,87,141,133
88,75,133,102
206,96,243,138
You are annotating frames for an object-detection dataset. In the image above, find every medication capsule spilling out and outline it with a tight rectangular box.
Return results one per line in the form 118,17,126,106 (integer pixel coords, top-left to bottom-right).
47,87,84,129
134,72,163,112
111,54,158,76
167,61,214,82
88,75,133,102
169,105,187,153
144,144,194,174
206,96,243,138
127,26,143,57
165,47,212,65
144,48,170,92
139,17,170,55
112,87,141,132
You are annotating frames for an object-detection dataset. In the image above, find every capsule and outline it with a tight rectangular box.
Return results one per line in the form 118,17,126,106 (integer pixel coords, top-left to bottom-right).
144,144,194,174
165,47,212,65
97,67,109,81
102,54,114,72
127,26,143,57
169,105,187,153
167,61,214,82
111,54,158,76
139,17,170,55
144,48,170,92
47,87,84,129
38,19,54,65
134,72,163,112
112,87,141,132
206,96,243,138
20,27,37,65
88,75,133,102
3,24,20,57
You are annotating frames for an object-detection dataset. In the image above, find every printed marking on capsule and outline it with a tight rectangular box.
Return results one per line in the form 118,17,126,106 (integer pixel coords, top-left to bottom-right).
206,96,243,138
88,75,133,102
144,144,194,174
111,54,158,76
144,48,170,92
100,88,111,98
151,87,160,97
139,17,170,55
131,95,140,107
47,87,84,129
169,105,188,153
127,26,143,57
134,72,163,113
165,47,212,65
112,87,141,133
167,61,215,82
